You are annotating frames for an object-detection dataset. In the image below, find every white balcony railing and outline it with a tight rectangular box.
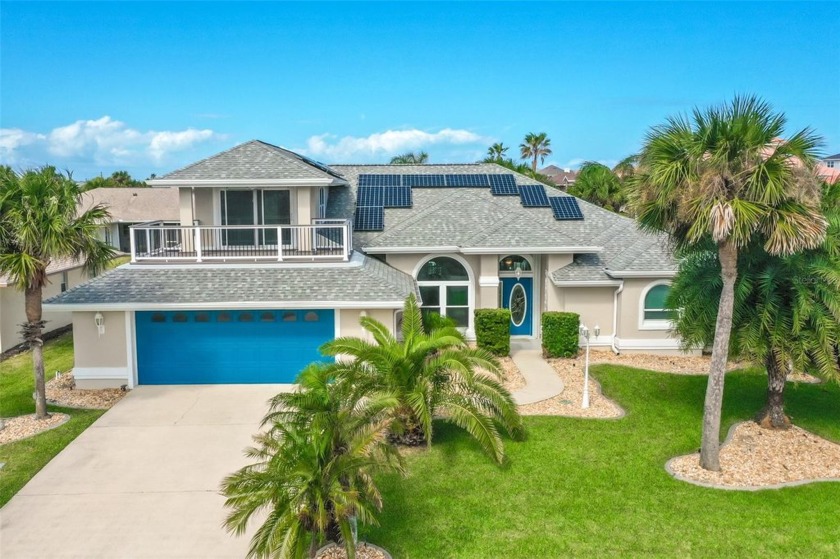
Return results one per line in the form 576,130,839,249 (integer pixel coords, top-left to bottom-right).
129,219,352,263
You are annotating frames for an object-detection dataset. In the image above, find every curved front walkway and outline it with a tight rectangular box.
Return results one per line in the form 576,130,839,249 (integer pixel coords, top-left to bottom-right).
509,339,564,405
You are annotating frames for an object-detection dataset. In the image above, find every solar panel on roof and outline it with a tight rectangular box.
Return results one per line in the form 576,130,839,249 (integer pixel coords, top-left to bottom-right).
444,174,490,187
383,185,412,208
519,184,550,207
549,196,584,220
402,174,447,187
488,174,516,188
358,174,402,187
354,206,384,231
356,186,384,207
489,174,519,196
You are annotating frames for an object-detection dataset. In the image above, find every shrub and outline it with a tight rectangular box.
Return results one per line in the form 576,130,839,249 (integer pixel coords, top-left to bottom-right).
475,309,511,356
542,312,580,357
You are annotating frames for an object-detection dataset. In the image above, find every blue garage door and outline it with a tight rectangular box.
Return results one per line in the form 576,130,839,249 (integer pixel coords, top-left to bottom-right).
136,309,335,384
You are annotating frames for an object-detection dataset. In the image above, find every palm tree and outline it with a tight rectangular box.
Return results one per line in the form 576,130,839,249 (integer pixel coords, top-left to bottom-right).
669,229,840,429
487,142,509,161
321,295,524,464
389,151,429,164
568,161,626,212
628,96,827,471
0,166,115,419
612,154,639,180
221,363,403,559
519,132,552,172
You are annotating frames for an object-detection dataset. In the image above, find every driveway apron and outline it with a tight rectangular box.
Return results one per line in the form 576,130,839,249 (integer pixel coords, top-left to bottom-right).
0,384,291,558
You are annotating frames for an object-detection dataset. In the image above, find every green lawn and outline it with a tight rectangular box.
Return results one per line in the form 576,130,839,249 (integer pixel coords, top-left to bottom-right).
0,333,105,506
365,366,840,558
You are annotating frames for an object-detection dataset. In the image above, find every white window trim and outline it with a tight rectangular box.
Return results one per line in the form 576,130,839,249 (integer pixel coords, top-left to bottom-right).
638,279,673,331
412,254,475,337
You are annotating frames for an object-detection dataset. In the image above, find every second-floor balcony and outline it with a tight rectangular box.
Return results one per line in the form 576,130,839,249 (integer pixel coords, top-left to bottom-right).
129,219,353,263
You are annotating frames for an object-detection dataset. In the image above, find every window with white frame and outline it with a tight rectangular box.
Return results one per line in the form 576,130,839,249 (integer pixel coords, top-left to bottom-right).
319,187,328,218
416,256,471,328
640,282,673,329
827,160,835,168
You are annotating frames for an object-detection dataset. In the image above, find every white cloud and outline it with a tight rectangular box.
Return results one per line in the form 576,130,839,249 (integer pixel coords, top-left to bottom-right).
0,116,220,166
300,128,492,161
0,128,46,162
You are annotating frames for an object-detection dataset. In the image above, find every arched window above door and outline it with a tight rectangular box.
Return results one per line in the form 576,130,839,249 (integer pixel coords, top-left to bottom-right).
417,257,469,281
499,255,532,273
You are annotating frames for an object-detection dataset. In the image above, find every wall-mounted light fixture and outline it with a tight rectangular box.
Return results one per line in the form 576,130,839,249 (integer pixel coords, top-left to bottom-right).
94,312,105,337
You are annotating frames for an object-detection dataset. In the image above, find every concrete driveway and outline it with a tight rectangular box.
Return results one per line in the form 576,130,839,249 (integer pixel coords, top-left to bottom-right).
0,384,291,558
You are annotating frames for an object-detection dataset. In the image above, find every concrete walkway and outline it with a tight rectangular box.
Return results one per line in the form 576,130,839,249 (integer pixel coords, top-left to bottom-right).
0,384,292,558
509,339,564,405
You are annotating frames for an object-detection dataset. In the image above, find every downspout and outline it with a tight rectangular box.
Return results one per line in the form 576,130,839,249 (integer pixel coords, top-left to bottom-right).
611,281,624,354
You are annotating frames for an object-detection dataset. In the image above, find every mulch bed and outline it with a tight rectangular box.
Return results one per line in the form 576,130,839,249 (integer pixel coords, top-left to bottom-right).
0,413,70,445
317,542,390,559
46,372,127,409
667,421,840,489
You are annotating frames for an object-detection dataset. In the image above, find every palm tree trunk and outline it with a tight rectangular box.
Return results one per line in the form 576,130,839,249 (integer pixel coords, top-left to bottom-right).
755,353,791,430
24,284,49,420
532,155,537,172
699,240,737,471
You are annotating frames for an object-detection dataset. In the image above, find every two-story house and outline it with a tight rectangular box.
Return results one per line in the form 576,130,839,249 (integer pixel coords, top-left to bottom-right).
45,140,681,389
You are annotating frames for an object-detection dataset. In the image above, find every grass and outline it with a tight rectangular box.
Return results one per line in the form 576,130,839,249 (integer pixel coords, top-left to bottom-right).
0,332,105,506
364,366,840,558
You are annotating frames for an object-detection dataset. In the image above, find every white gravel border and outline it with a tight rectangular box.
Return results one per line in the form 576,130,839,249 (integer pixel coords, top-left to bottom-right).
0,413,71,445
665,421,840,491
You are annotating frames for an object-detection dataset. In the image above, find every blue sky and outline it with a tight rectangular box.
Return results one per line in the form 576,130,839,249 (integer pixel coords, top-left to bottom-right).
2,1,838,180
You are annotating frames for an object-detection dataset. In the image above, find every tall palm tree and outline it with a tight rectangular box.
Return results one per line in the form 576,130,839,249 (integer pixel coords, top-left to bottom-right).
519,132,552,172
669,229,840,429
568,161,626,212
612,154,639,180
628,96,827,471
389,151,429,164
0,166,115,419
487,142,509,161
222,363,403,559
321,295,524,464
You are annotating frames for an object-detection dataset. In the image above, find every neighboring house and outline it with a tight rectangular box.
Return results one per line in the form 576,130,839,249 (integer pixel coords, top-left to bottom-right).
81,187,180,252
817,153,840,184
539,165,578,188
45,140,683,389
0,257,88,352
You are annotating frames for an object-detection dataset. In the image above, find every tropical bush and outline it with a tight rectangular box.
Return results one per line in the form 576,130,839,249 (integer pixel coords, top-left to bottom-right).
474,308,511,356
321,295,524,464
221,363,403,559
542,312,580,358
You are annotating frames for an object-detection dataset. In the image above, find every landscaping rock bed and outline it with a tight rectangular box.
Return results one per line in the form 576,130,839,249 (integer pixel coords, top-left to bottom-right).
667,421,840,489
519,357,624,418
0,413,70,445
316,542,391,559
46,372,127,409
499,356,526,391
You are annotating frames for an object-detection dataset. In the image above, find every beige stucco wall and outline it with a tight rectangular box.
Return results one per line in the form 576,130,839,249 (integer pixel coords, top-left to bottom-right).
562,286,615,338
72,310,130,388
338,309,396,339
0,267,88,352
543,254,574,313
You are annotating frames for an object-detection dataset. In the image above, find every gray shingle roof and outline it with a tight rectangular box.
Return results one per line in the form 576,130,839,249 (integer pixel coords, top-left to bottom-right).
43,253,417,308
328,163,675,275
80,187,179,223
153,140,346,182
550,253,613,283
0,256,85,287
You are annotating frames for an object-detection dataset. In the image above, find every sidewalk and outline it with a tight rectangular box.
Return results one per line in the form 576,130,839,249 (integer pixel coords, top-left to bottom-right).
509,339,565,405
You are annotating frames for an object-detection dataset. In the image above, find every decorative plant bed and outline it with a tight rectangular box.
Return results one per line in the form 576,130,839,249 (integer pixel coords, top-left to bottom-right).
316,542,392,559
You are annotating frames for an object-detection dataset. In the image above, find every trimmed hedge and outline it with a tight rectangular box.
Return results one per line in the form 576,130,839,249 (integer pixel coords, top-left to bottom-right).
542,312,580,358
475,309,511,356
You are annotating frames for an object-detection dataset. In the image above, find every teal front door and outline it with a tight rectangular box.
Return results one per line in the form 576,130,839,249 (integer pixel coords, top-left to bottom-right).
501,277,533,336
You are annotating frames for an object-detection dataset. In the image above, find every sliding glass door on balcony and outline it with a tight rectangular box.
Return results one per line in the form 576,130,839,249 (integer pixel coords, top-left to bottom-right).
220,189,291,247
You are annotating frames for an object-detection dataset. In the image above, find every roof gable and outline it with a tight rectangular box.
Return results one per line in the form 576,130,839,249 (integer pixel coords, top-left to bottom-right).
151,140,346,183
